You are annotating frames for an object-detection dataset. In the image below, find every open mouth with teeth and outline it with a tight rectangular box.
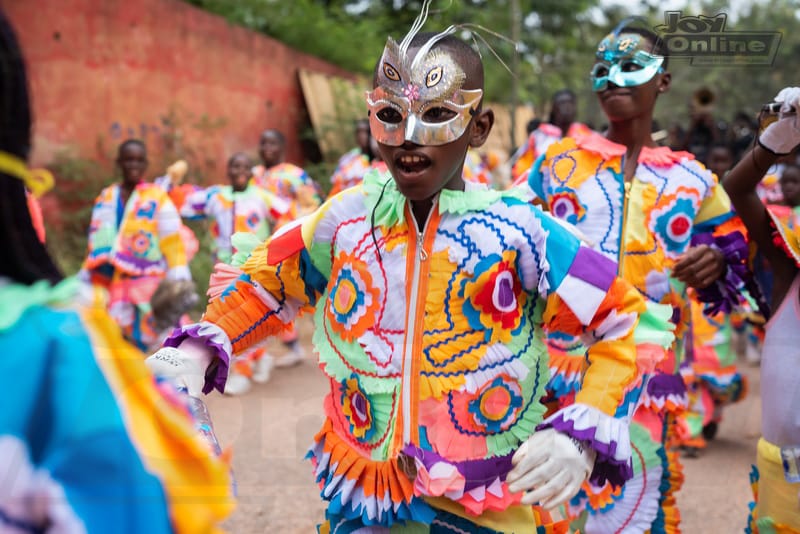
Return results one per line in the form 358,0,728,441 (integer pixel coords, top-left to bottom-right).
396,153,432,175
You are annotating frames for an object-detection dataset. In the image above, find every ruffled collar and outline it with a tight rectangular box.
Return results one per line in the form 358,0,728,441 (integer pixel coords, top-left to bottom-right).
362,168,528,227
574,131,694,166
0,277,79,331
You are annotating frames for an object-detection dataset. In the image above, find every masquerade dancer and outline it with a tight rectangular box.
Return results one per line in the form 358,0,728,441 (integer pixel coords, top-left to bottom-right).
147,7,649,532
179,152,291,394
252,128,322,218
0,12,232,532
252,129,322,365
522,21,759,533
81,138,191,351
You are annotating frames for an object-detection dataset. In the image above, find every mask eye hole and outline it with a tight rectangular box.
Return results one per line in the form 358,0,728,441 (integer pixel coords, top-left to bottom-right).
620,60,643,73
376,107,403,124
425,66,443,87
421,107,457,123
591,63,609,78
383,62,401,82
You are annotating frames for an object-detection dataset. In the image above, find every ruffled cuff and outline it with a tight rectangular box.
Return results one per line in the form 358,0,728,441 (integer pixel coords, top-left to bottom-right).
690,231,767,316
163,321,232,394
638,372,688,414
400,445,522,516
536,403,632,488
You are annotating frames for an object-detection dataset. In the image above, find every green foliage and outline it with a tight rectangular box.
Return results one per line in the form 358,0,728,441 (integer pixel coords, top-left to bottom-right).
43,149,115,275
184,0,800,150
183,219,215,316
154,105,230,184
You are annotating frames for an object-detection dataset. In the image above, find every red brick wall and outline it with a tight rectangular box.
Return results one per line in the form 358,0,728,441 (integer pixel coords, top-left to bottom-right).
1,0,356,179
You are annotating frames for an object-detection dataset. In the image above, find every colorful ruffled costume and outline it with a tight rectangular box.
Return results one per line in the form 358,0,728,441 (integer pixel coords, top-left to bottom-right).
526,131,751,533
253,162,322,218
0,277,233,533
746,210,800,533
178,183,290,264
83,182,190,351
329,148,375,197
511,122,592,184
675,292,747,451
166,169,648,531
463,148,494,187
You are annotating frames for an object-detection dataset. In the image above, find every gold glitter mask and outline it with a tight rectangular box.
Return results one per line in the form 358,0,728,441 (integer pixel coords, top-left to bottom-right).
366,37,483,147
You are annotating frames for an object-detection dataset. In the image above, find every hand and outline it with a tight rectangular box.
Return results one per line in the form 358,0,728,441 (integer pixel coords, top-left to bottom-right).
759,87,800,155
146,341,213,397
672,245,726,289
506,429,596,509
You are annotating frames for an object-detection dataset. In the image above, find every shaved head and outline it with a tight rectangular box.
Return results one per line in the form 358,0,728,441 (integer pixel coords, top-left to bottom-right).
373,32,484,92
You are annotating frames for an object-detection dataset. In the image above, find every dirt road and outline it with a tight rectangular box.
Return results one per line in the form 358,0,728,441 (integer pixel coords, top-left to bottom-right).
206,318,760,533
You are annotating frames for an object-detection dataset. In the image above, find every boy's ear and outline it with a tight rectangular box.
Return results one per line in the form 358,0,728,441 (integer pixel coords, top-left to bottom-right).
469,109,494,148
657,71,671,95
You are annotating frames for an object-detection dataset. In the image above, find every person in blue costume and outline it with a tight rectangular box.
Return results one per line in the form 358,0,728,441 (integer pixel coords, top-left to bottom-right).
0,13,233,533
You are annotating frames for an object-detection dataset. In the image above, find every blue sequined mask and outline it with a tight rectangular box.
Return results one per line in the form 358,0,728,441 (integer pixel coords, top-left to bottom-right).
590,32,664,92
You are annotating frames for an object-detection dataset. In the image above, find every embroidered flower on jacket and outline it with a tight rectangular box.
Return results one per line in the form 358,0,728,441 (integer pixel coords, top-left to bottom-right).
341,375,375,441
129,230,154,257
460,251,526,343
467,375,524,433
550,189,587,224
327,252,381,341
650,194,698,255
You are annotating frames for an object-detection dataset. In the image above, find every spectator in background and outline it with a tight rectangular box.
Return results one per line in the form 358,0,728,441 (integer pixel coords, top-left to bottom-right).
731,110,758,161
684,86,720,164
706,141,736,180
667,121,686,151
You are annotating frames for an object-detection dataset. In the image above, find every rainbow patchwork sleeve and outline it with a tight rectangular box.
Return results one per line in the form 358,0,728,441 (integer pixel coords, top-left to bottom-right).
534,211,646,488
164,211,329,394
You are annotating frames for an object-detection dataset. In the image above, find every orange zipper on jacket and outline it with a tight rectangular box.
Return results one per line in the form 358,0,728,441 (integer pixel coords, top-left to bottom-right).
393,200,440,453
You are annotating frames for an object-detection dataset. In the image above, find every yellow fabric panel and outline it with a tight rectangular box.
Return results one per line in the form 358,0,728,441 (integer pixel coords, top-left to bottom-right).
695,181,732,226
756,438,800,529
425,495,539,533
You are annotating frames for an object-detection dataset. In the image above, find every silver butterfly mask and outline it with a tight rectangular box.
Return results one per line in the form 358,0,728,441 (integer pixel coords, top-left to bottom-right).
366,36,483,147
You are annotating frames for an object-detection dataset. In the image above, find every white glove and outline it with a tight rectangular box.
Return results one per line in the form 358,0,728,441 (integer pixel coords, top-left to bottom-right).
146,339,214,397
506,429,596,509
759,87,800,155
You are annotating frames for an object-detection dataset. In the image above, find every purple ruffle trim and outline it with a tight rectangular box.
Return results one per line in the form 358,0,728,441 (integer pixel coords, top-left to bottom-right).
691,231,768,316
401,445,515,492
537,412,633,488
163,322,231,394
646,372,687,399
